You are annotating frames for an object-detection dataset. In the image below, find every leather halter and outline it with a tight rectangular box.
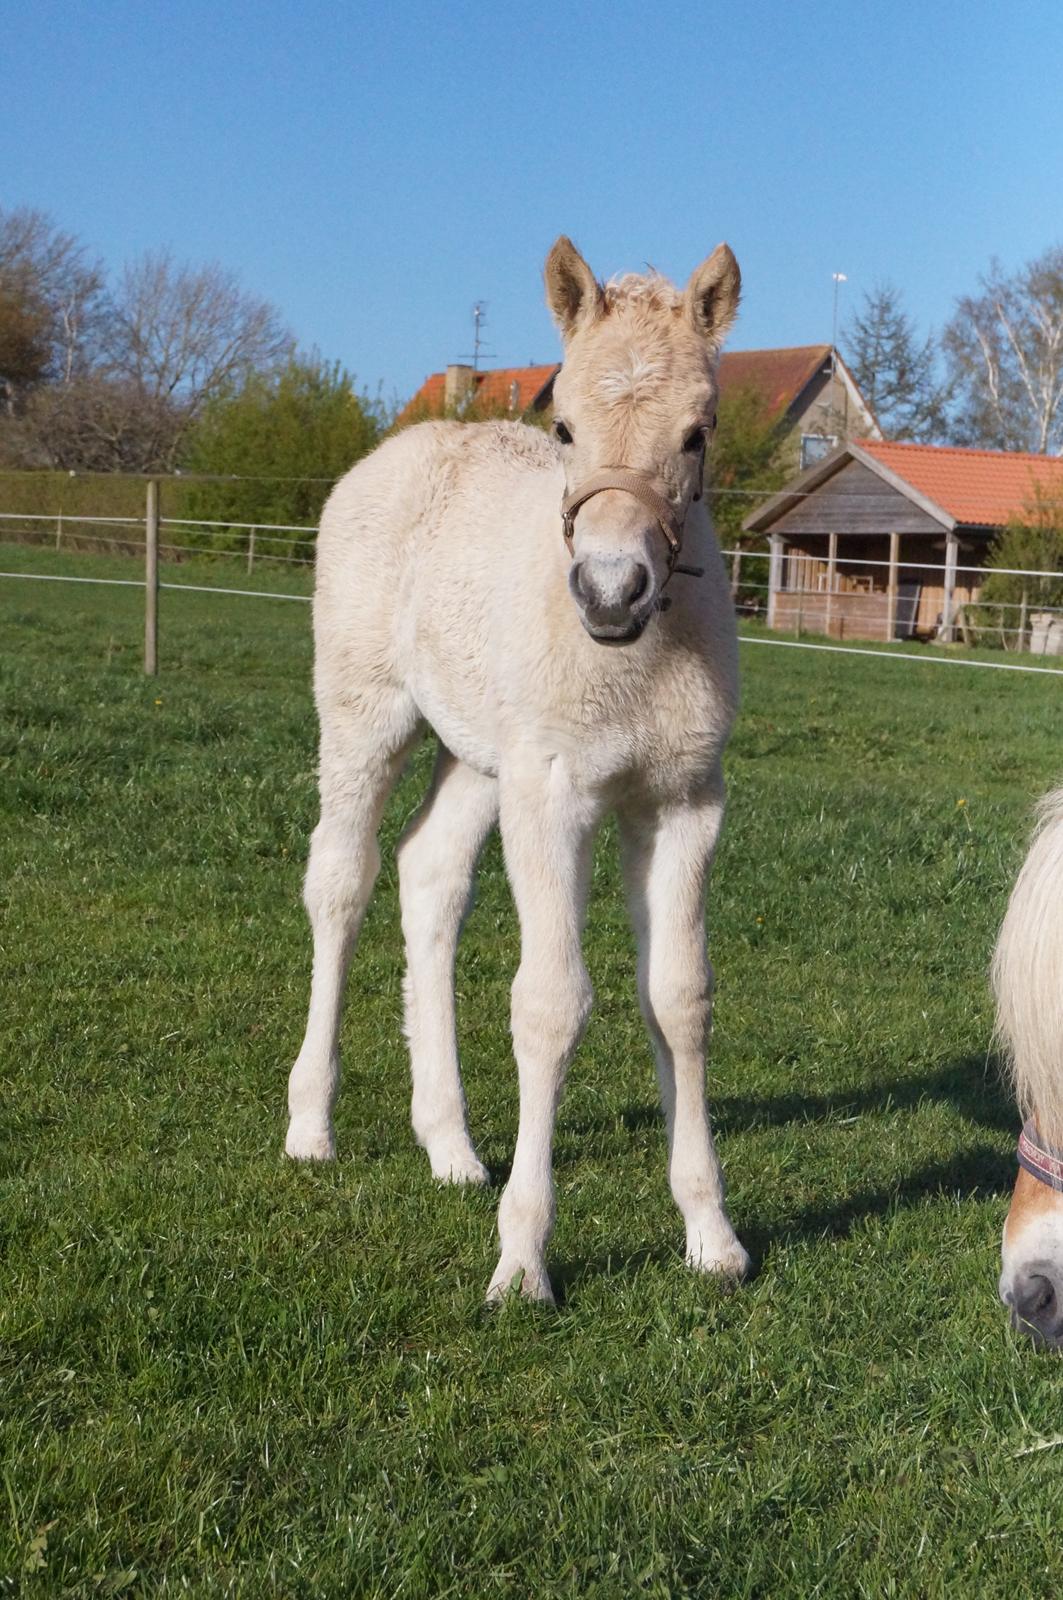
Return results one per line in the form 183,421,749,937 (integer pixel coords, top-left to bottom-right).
1018,1121,1063,1195
560,468,703,586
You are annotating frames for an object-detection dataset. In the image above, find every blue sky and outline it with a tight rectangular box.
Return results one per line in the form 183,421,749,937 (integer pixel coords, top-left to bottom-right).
6,1,1061,407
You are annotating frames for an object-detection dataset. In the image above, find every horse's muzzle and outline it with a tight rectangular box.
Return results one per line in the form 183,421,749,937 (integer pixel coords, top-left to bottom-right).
1002,1266,1063,1348
569,556,655,644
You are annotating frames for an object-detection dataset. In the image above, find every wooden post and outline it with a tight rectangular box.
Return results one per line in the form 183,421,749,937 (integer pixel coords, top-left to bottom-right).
886,531,900,642
941,532,958,643
767,535,784,630
730,546,742,601
1018,586,1029,653
247,526,257,576
145,479,159,676
825,530,838,638
55,512,63,551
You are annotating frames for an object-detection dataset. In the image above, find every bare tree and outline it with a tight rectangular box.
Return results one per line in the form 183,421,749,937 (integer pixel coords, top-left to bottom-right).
0,206,106,410
101,252,293,465
0,224,294,472
943,246,1063,454
18,377,182,473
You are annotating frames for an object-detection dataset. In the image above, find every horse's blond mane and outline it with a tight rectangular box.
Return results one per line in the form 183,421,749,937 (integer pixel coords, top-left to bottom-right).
993,788,1063,1147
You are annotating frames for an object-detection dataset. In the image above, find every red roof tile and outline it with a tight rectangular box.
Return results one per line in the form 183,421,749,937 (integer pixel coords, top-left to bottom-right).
716,345,830,415
398,363,558,423
859,440,1063,527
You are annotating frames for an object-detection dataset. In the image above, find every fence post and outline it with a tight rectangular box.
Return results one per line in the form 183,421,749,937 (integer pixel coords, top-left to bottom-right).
247,526,256,576
55,512,63,551
767,535,784,630
940,532,958,643
1018,586,1029,653
145,479,159,676
886,531,900,642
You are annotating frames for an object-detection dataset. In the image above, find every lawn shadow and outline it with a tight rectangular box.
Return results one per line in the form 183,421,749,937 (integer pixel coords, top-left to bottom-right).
739,1142,1014,1272
712,1053,1015,1139
558,1055,1015,1157
549,1054,1018,1294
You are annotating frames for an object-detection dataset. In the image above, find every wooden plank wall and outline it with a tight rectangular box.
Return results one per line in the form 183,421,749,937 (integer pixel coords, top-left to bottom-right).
771,459,946,538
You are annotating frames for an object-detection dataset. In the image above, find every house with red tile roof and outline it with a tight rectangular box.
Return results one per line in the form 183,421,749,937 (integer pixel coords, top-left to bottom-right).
397,363,560,424
398,345,880,463
744,440,1063,644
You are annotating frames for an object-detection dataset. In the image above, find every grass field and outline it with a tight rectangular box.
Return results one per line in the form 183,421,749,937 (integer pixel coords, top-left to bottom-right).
3,543,1063,1597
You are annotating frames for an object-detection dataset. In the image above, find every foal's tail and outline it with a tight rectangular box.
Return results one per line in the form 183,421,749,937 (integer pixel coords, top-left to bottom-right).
992,789,1063,1142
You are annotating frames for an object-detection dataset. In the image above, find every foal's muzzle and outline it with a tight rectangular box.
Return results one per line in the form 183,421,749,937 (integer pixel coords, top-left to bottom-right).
569,555,655,643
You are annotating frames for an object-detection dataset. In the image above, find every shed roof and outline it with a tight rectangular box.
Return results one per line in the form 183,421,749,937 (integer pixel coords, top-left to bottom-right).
744,440,1063,535
858,440,1063,527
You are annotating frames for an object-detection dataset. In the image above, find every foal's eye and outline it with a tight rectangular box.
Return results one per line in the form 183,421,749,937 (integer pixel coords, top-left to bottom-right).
683,426,707,454
554,420,573,445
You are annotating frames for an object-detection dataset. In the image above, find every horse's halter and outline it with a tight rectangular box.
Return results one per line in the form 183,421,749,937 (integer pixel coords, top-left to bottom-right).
560,468,705,588
1018,1121,1063,1195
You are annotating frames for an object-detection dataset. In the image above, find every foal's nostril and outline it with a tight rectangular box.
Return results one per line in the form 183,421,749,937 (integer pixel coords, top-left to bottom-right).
570,562,591,604
621,564,649,606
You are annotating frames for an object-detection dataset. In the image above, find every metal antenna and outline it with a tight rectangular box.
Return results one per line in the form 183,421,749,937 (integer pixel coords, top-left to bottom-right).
460,301,495,370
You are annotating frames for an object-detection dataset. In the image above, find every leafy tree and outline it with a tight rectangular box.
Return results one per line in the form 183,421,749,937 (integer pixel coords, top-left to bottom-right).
180,355,384,541
707,385,791,548
979,485,1063,627
943,246,1063,453
842,282,948,441
704,385,792,618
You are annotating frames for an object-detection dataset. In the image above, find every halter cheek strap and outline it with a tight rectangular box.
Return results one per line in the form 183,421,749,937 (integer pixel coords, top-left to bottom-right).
1018,1121,1063,1194
560,468,703,585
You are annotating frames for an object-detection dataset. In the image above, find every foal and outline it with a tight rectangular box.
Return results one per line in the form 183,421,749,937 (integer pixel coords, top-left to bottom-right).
286,237,749,1303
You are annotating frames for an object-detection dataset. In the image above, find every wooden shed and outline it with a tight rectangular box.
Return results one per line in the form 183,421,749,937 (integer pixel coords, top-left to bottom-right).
743,441,1063,643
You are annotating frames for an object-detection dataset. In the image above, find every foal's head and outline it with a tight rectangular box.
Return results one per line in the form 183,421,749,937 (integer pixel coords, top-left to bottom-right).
545,236,740,644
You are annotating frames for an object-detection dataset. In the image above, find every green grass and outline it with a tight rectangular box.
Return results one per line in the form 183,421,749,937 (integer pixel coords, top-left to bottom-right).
4,543,1063,1598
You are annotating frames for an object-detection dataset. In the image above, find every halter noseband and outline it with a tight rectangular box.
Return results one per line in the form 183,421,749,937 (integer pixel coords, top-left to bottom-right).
1018,1121,1063,1195
560,468,703,586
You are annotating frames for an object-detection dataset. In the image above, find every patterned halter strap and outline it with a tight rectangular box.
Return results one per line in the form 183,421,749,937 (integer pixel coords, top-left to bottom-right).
1018,1121,1063,1195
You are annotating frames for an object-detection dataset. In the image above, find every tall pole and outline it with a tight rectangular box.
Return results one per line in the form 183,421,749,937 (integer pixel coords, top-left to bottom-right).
145,478,159,676
831,272,847,435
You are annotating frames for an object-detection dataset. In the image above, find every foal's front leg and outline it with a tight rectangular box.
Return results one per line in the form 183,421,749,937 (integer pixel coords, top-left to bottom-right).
620,785,750,1280
487,766,598,1304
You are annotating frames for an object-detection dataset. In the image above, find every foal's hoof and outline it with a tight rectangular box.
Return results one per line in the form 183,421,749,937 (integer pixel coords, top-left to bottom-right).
687,1236,751,1283
284,1117,336,1162
485,1260,556,1307
429,1146,490,1187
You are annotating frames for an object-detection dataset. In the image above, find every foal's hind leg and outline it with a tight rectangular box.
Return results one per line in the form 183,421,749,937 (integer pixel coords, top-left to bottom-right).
620,784,749,1280
398,748,498,1183
285,699,420,1161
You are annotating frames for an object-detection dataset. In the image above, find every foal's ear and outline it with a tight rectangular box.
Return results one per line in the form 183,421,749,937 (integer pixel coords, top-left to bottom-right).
544,236,604,340
683,244,741,347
